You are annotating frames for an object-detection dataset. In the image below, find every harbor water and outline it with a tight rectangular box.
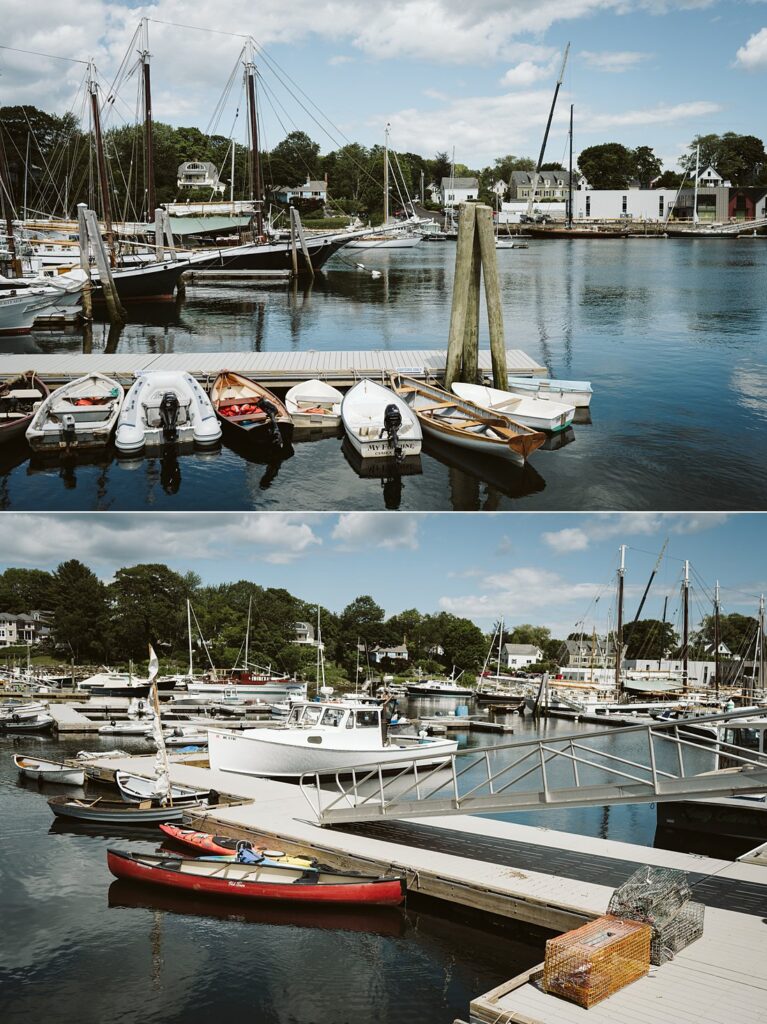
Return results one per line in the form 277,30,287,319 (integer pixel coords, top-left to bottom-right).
1,237,766,511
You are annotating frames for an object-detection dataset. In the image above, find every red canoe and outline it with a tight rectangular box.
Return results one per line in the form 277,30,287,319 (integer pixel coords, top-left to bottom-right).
107,849,406,906
158,823,316,867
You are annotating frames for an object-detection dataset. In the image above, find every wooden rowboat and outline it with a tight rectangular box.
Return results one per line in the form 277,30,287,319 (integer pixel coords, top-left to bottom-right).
390,375,545,465
0,372,50,445
48,795,187,824
107,849,406,905
14,753,85,785
158,824,318,867
210,371,293,448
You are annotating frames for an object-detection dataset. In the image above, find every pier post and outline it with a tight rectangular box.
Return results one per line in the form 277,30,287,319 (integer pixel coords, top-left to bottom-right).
462,230,481,384
85,208,126,325
289,207,299,278
291,208,314,278
475,205,508,388
444,202,477,389
76,204,93,322
162,210,177,262
154,208,165,262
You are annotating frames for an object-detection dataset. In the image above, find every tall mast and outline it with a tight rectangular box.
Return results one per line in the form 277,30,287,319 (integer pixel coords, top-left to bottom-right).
682,560,689,692
658,595,668,670
355,636,360,696
496,616,504,679
187,599,193,677
692,143,700,226
384,123,390,225
245,48,264,236
714,580,721,698
140,18,155,221
759,594,765,699
527,42,570,219
0,126,22,277
615,544,626,696
244,595,252,668
316,606,321,696
88,62,115,258
567,103,574,228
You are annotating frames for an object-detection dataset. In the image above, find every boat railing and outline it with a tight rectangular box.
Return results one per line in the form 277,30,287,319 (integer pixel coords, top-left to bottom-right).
298,705,767,825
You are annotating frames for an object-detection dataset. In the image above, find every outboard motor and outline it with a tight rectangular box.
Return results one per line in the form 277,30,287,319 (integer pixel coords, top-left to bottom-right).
62,413,77,446
383,403,403,462
159,391,180,444
260,399,284,449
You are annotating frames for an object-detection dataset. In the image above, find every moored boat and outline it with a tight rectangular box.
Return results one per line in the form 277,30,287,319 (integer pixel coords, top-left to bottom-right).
341,379,422,460
391,375,545,465
48,795,187,824
0,372,50,444
25,373,123,453
210,371,293,448
14,753,85,785
284,379,343,429
106,849,406,905
0,712,54,732
115,770,209,806
115,370,222,452
505,376,593,408
158,824,317,867
451,382,575,433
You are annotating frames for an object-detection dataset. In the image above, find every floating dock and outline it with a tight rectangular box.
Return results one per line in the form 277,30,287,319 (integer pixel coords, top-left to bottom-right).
0,348,547,389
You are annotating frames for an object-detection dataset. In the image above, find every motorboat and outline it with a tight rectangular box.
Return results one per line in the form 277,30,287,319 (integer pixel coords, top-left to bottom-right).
406,679,475,698
451,382,575,434
341,379,422,460
14,754,85,785
284,379,343,429
0,704,54,732
186,669,307,701
505,376,593,409
0,269,85,335
115,370,222,452
391,375,545,465
210,371,293,448
106,849,406,905
115,770,209,806
78,671,152,697
0,699,49,721
208,698,458,778
0,372,50,444
25,373,123,453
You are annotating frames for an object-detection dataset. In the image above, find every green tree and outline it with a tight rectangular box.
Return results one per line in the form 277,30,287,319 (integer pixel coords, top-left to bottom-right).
622,619,678,661
654,170,683,189
692,613,759,659
0,568,55,612
51,560,108,662
506,623,552,649
265,131,321,189
109,563,192,659
578,143,636,188
681,133,767,186
632,146,663,188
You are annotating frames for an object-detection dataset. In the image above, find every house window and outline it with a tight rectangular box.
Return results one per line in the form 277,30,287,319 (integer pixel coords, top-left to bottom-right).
621,195,628,214
585,196,591,217
658,195,664,217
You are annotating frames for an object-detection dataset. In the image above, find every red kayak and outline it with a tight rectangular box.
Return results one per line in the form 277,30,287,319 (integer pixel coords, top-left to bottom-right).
107,849,406,906
158,824,316,867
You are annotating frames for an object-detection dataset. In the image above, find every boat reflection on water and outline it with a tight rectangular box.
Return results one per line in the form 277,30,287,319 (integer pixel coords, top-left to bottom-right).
539,426,576,452
116,441,222,496
573,408,593,427
223,430,295,490
108,879,408,936
424,435,546,508
341,437,422,510
48,818,162,841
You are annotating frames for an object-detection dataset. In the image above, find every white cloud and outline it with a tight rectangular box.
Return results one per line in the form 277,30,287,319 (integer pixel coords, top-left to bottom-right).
587,100,721,130
439,566,602,619
541,513,732,553
0,513,321,566
542,527,590,553
500,59,555,88
328,54,355,65
579,49,652,72
332,513,420,550
735,27,767,70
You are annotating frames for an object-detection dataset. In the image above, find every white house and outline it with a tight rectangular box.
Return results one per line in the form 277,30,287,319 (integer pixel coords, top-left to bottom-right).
293,621,316,645
695,165,732,188
502,643,543,670
703,641,735,658
0,612,50,647
370,644,409,664
273,178,328,204
177,161,226,194
440,177,479,208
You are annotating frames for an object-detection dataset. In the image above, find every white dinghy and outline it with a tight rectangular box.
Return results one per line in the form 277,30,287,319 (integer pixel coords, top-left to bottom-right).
115,370,222,452
115,770,209,806
284,379,343,428
341,379,422,460
451,382,575,433
14,754,85,786
25,373,123,452
505,376,593,409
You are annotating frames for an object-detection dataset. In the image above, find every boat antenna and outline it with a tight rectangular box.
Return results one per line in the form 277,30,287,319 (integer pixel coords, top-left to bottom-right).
355,637,361,697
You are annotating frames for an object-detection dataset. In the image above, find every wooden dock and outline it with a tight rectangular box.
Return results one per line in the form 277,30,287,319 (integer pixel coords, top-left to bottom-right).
0,348,547,389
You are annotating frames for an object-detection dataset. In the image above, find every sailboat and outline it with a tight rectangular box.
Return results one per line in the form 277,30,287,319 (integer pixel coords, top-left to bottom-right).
474,619,531,709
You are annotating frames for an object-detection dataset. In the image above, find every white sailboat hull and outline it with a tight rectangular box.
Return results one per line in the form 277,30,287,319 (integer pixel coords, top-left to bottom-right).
344,235,422,249
186,680,306,699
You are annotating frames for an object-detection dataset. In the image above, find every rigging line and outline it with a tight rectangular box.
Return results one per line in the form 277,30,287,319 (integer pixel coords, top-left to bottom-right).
148,17,250,40
0,44,89,65
625,544,688,564
205,48,245,137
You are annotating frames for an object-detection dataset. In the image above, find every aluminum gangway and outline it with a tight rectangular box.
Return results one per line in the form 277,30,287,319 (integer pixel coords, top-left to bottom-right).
299,707,767,825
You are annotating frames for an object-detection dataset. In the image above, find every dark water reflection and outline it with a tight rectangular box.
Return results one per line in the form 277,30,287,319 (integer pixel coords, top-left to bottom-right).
1,238,766,509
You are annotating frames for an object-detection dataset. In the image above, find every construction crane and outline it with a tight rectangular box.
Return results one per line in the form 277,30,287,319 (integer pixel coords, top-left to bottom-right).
524,42,570,222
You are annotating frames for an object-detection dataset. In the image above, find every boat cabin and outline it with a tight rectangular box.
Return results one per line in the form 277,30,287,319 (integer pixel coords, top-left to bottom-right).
717,716,767,770
286,702,381,730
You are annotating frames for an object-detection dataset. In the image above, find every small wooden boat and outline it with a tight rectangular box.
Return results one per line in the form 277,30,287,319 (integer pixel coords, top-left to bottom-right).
341,379,422,460
390,375,545,465
505,376,593,409
0,372,50,444
284,379,343,429
107,849,406,905
158,824,318,868
115,370,222,452
210,371,293,448
48,795,187,824
14,753,85,785
26,372,123,452
451,382,575,433
115,770,209,806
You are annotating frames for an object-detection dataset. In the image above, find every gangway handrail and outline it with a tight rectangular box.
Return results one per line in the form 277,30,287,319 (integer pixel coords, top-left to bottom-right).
298,706,767,824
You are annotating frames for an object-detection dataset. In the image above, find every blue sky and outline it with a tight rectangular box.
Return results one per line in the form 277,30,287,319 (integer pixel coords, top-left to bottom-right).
0,513,763,638
2,2,766,170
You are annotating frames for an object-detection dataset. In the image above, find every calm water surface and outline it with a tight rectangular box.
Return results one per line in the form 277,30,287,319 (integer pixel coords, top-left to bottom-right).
1,238,766,510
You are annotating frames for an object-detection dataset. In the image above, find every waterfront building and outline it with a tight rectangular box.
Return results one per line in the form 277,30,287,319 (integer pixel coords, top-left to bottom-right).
370,643,409,664
440,176,479,208
501,643,543,670
272,177,328,205
176,161,226,193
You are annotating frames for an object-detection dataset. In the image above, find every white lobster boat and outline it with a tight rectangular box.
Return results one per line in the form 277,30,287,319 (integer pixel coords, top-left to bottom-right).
505,376,593,409
451,382,575,433
341,379,422,460
25,373,124,452
0,269,86,335
115,370,222,452
208,699,458,778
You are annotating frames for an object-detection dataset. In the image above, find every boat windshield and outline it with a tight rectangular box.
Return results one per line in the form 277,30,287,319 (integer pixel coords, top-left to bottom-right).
320,707,345,727
354,709,380,729
723,727,763,753
302,706,323,727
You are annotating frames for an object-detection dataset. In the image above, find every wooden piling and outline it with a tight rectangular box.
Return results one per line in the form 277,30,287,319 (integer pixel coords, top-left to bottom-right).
444,202,477,390
154,208,165,262
462,231,482,384
291,208,314,278
289,207,299,277
76,204,93,322
475,204,508,388
85,209,126,325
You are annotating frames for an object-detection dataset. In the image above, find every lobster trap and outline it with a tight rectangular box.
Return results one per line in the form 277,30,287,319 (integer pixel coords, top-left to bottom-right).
607,865,704,964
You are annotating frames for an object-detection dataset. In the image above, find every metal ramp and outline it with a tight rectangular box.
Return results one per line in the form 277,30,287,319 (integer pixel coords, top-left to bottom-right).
299,708,767,825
